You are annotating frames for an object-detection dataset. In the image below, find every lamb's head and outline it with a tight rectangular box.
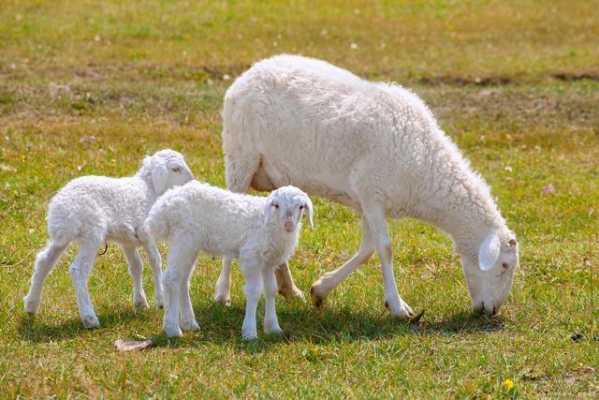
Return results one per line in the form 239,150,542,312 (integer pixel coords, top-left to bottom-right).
460,228,519,315
264,186,313,233
141,149,194,195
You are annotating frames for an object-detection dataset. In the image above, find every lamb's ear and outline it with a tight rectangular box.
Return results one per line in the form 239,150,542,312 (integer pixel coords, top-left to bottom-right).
151,156,169,195
302,196,314,229
478,232,501,271
263,199,274,224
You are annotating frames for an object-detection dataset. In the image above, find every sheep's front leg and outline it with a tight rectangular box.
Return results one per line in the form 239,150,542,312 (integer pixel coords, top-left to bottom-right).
363,205,415,319
263,267,283,335
240,264,263,340
122,245,149,310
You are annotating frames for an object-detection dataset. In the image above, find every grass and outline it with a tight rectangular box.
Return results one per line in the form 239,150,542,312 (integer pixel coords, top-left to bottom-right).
1,0,598,398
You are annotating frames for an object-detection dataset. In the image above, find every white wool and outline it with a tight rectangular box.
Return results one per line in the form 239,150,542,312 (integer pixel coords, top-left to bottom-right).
219,54,519,316
23,149,194,328
145,182,313,339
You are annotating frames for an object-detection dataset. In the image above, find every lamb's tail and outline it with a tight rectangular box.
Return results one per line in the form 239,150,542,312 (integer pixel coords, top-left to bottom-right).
144,204,170,241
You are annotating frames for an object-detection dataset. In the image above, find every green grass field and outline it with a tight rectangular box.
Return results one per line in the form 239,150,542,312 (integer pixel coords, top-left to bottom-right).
1,0,598,398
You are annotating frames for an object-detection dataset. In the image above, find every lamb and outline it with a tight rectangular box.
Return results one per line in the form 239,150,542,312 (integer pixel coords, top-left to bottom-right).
144,182,313,339
23,149,194,328
216,54,519,318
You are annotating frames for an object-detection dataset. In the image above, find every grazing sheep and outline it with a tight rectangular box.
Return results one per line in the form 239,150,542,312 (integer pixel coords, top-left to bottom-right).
23,149,194,328
144,182,313,339
217,54,519,318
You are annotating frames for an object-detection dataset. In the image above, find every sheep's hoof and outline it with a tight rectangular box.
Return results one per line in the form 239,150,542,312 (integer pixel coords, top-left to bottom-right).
310,287,325,308
279,285,305,302
409,310,425,324
134,297,150,311
82,314,100,329
23,296,39,314
242,331,258,341
164,326,183,338
214,294,231,307
180,319,201,332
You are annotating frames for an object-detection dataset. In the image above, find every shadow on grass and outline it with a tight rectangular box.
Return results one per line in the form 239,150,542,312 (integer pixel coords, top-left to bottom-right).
17,308,144,343
147,300,506,354
16,299,505,351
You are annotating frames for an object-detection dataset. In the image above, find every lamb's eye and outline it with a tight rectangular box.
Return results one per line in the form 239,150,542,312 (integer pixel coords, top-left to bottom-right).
299,205,304,210
272,203,279,209
172,167,181,173
502,263,509,270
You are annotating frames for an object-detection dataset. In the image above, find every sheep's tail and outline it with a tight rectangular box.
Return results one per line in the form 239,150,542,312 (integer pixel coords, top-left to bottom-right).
144,205,169,241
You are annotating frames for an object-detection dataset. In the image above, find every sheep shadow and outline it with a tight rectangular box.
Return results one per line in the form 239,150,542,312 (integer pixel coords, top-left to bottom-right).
17,307,143,343
148,300,506,353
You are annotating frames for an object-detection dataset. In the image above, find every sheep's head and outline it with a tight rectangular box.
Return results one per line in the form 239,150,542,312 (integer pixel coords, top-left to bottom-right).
143,149,194,195
264,186,313,233
461,229,519,315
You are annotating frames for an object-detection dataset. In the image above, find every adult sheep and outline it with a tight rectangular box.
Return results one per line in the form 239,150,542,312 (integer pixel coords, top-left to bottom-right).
216,54,519,318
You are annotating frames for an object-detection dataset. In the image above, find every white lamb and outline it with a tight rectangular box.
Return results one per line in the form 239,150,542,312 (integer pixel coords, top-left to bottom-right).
144,182,313,339
24,149,194,328
217,54,520,318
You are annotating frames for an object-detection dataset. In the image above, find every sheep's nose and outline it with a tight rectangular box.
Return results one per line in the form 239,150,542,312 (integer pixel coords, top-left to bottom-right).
284,220,294,232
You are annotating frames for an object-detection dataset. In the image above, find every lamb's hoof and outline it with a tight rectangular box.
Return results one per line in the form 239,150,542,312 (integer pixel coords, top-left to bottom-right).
164,325,183,338
264,322,284,336
82,314,100,329
242,331,258,341
180,319,201,332
134,297,150,311
310,286,325,308
214,294,231,306
23,296,39,314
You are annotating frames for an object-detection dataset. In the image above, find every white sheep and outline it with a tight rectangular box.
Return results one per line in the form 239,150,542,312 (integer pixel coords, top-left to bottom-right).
23,149,194,328
144,182,313,339
217,54,519,318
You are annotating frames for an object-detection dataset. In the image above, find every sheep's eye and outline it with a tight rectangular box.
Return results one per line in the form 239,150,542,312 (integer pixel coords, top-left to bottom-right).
172,167,181,173
272,203,279,209
502,263,509,270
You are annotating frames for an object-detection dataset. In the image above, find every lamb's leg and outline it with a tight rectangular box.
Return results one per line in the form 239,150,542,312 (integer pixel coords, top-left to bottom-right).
275,263,305,301
142,239,164,308
70,239,101,328
263,267,283,335
363,206,414,319
178,253,200,332
310,216,374,306
122,245,149,310
213,153,260,304
24,240,68,314
162,239,197,337
240,262,263,340
214,256,232,305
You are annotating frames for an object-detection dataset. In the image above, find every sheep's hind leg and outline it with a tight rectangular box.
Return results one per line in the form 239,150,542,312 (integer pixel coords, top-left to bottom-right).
24,240,69,314
178,252,200,332
142,238,164,308
310,217,374,307
162,239,197,337
122,245,149,310
214,256,233,305
363,206,415,319
70,238,102,328
275,263,305,301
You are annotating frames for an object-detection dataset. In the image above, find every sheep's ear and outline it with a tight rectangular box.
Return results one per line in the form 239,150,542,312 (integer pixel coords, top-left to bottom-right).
478,232,501,271
151,156,169,195
263,199,274,224
303,196,314,229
